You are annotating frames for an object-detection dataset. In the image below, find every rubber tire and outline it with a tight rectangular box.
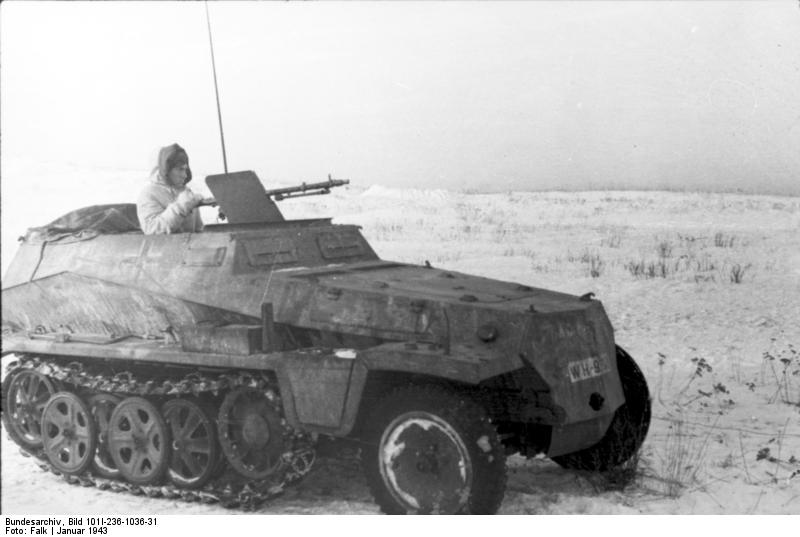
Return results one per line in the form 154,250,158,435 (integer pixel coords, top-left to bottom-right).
551,345,651,471
361,385,507,515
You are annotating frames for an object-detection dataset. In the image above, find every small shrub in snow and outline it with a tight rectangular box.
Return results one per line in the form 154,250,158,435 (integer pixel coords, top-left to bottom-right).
756,447,773,462
755,435,800,484
601,233,623,248
566,249,604,278
690,357,713,378
761,344,799,405
713,382,729,394
678,233,700,245
625,260,645,278
729,263,750,283
531,262,550,273
627,260,642,278
694,256,717,273
461,224,480,235
504,247,537,258
657,240,673,259
714,232,736,248
588,254,604,278
625,259,671,279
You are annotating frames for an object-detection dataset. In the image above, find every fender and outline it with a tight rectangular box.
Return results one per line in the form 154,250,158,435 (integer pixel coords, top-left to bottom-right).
275,342,521,437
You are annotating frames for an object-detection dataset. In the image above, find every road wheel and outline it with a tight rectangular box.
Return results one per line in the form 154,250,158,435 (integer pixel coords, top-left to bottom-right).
218,387,286,480
3,369,58,449
107,397,170,486
88,393,122,479
361,385,507,514
163,398,219,489
552,345,651,471
41,392,97,475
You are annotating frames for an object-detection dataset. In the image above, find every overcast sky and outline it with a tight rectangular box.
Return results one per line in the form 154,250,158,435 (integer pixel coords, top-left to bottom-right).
2,1,799,194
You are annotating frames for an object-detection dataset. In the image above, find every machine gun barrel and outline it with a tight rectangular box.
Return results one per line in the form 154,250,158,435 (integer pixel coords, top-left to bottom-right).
198,174,349,207
265,175,350,201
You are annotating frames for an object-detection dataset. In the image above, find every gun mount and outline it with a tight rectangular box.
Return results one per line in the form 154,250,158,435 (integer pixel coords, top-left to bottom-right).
200,171,348,225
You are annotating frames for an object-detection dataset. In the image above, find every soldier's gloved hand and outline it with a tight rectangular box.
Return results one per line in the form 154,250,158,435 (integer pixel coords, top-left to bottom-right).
175,189,205,216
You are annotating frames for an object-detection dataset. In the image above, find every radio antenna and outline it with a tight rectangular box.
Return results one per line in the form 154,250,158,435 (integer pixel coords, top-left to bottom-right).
205,1,228,173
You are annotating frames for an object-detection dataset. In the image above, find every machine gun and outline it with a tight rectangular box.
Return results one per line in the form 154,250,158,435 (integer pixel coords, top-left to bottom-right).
202,171,349,224
201,173,349,207
265,174,349,201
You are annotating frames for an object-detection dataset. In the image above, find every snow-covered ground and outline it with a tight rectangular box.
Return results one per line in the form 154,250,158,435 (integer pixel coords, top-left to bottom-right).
2,163,799,515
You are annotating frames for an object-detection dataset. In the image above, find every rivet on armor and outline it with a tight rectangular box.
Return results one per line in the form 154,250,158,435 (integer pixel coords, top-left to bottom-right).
476,324,498,343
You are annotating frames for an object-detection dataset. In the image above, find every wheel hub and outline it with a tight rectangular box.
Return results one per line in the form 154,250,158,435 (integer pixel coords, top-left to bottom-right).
132,430,149,452
414,445,442,475
381,414,472,513
242,412,270,448
62,424,77,441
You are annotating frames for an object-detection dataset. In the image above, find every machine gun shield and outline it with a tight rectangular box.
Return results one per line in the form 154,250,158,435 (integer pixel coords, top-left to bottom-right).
206,171,285,224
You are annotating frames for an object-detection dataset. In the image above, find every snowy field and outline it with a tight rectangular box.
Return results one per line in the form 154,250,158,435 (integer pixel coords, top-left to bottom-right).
1,160,799,515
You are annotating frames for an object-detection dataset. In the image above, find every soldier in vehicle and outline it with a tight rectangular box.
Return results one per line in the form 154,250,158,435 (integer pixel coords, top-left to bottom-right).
137,143,205,234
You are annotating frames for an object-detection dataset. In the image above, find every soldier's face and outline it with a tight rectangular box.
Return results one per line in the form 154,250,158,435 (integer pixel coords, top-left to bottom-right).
167,164,189,187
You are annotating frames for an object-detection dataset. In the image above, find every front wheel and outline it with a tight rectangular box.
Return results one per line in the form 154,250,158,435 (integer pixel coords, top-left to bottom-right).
552,345,651,471
361,385,507,514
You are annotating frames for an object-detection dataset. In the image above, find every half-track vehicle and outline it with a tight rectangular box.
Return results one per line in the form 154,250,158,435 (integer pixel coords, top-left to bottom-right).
1,171,650,514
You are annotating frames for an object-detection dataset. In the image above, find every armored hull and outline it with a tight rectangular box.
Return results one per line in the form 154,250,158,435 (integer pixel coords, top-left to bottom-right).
1,178,650,514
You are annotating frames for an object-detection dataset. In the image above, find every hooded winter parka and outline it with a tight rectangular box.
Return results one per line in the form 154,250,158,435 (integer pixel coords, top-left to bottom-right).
137,144,204,235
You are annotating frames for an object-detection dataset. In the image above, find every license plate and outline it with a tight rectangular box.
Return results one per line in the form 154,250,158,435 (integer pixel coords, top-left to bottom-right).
567,354,612,383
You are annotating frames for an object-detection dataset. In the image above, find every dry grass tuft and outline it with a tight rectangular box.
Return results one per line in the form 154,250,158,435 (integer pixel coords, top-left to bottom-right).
714,232,737,248
729,263,751,283
643,412,715,497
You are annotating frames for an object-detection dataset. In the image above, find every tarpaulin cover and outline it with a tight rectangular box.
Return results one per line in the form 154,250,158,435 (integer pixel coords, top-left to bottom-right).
23,204,141,244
